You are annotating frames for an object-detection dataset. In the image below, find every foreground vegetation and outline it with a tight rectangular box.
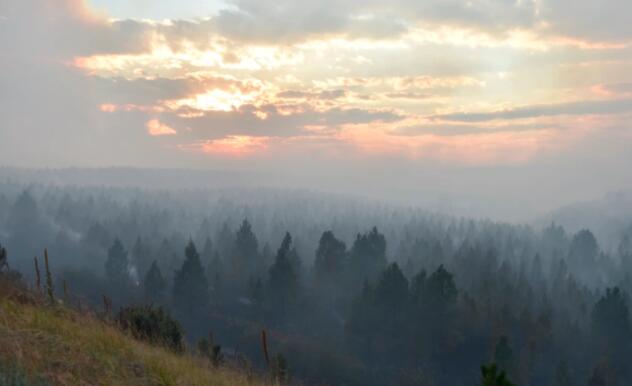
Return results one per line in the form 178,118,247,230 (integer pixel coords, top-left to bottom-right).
0,274,267,386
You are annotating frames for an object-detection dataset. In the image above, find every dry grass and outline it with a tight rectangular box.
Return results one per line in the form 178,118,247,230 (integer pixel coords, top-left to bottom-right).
0,279,268,386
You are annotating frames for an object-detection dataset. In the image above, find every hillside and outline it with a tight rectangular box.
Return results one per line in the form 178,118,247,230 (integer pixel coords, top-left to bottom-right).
0,275,268,386
538,191,632,250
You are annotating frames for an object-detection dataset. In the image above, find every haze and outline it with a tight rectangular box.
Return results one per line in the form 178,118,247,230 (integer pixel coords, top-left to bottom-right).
1,0,632,220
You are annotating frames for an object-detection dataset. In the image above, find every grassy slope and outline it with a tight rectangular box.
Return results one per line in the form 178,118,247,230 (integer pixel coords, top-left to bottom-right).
0,287,267,386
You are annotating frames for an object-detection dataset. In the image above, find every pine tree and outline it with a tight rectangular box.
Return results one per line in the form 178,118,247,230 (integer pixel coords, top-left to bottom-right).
410,269,427,305
569,229,598,265
144,260,166,303
313,230,346,285
173,240,210,315
230,219,259,282
591,286,632,375
268,233,297,319
374,262,409,316
105,238,129,286
349,227,387,287
591,287,632,343
425,264,457,309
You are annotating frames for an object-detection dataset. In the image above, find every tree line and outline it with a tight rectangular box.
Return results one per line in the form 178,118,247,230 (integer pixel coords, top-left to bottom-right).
2,187,632,385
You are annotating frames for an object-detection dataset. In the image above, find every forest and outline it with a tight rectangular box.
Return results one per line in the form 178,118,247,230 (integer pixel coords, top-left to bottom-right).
1,180,632,386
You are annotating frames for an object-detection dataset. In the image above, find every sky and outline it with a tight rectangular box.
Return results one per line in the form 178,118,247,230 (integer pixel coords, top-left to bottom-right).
1,0,632,220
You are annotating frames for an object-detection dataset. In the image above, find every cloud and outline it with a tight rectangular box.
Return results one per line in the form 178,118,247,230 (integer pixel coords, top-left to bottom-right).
594,83,632,97
540,0,632,42
0,0,151,59
277,89,347,100
393,121,565,136
146,119,177,136
160,105,403,140
2,0,632,200
207,0,538,43
435,98,632,122
184,135,270,157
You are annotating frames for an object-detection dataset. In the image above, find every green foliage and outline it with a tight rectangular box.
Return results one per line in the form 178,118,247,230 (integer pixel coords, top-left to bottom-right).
480,363,515,386
116,304,184,353
173,240,210,316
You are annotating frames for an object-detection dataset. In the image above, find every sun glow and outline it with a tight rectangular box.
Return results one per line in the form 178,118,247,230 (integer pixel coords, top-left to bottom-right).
166,89,259,112
193,136,270,156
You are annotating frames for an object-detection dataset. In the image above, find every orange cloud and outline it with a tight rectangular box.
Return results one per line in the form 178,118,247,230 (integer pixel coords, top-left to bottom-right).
337,123,577,165
100,103,117,112
187,136,270,157
146,119,177,136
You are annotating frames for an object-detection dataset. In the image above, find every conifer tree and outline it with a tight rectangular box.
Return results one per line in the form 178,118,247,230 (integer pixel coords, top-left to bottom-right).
268,233,297,319
349,227,387,286
105,238,129,286
230,219,259,282
173,240,210,315
313,231,346,285
144,260,166,303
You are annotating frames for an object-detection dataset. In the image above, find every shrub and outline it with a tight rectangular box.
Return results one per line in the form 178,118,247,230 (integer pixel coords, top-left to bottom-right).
116,305,184,353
